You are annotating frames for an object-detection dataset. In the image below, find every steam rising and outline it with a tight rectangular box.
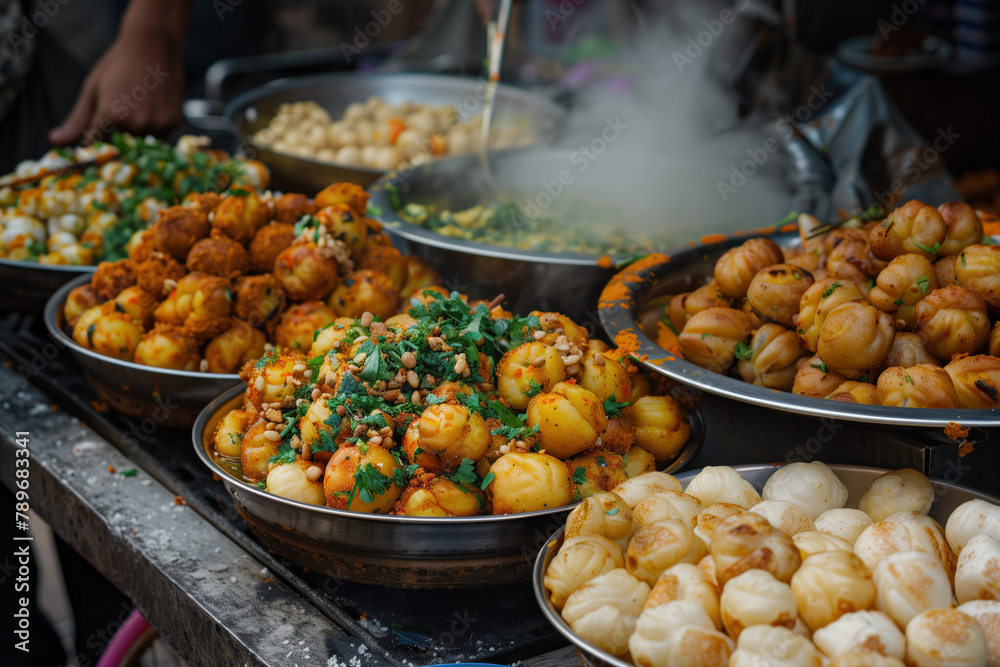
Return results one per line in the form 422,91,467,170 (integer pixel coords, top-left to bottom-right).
498,0,800,251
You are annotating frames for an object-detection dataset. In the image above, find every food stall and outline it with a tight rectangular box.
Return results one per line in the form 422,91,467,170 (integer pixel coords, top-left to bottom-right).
2,1,999,666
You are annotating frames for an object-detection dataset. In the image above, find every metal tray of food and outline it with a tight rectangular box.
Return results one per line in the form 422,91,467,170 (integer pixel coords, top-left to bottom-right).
598,227,1000,428
193,383,704,589
44,275,241,428
226,72,567,193
532,462,1000,667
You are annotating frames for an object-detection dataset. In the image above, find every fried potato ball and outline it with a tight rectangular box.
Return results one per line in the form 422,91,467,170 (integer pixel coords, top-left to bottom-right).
274,301,337,353
868,254,938,329
876,364,958,409
938,201,984,256
153,271,232,339
869,200,947,261
817,301,896,377
914,284,991,358
565,449,629,499
213,408,251,458
150,205,210,261
791,551,876,631
944,355,1000,409
881,332,940,370
211,189,269,244
625,395,690,466
132,250,187,301
402,403,490,472
357,243,407,291
679,307,753,374
627,519,707,587
826,231,886,282
714,238,785,299
273,242,339,302
747,264,815,327
186,230,250,278
133,324,200,370
314,182,369,213
203,319,268,374
239,419,280,482
497,341,567,410
527,381,607,459
316,204,367,257
327,269,399,320
934,254,959,287
599,413,637,456
544,534,624,611
905,609,988,667
91,258,136,301
324,444,402,513
266,458,326,506
79,309,143,361
241,349,309,411
711,512,801,585
399,475,485,517
956,244,1000,310
233,274,287,331
670,283,733,330
737,323,809,390
795,278,868,353
530,311,590,348
488,451,574,514
793,354,849,398
272,192,317,224
64,284,99,327
247,222,296,274
309,317,356,357
565,491,634,551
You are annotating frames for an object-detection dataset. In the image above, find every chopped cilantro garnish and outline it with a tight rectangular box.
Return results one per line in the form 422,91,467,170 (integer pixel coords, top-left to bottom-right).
812,361,828,373
255,349,278,369
119,469,138,477
347,462,393,508
572,466,588,485
913,240,941,255
449,458,479,486
917,276,929,294
602,394,630,418
525,379,544,399
733,340,754,361
480,472,496,490
822,282,842,299
893,296,904,306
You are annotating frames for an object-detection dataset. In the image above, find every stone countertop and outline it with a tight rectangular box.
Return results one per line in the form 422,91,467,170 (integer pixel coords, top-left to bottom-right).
0,359,578,667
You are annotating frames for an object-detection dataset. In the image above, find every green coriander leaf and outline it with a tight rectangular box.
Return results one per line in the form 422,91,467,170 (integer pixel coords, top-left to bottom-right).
602,394,630,418
525,379,544,398
572,466,588,485
917,276,930,294
822,282,842,299
733,340,754,361
480,472,496,490
119,469,138,477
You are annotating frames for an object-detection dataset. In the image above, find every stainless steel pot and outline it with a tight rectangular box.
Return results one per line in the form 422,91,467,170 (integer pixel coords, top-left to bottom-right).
193,384,704,589
225,72,567,193
533,463,1000,667
43,275,241,428
598,228,1000,429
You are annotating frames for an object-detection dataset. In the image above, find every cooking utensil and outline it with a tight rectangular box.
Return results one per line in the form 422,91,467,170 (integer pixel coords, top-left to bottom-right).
43,275,241,428
533,462,1000,667
224,72,567,193
192,384,704,589
598,227,1000,429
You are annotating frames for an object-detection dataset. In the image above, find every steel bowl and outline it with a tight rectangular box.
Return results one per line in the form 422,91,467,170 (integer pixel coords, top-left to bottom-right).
193,384,704,589
598,227,1000,429
533,463,1000,667
0,258,94,313
226,72,567,193
43,275,242,428
367,132,827,327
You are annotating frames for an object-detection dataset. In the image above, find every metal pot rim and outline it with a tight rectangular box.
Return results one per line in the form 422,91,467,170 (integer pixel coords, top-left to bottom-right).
597,227,1000,428
225,72,567,177
193,384,704,526
532,463,1000,667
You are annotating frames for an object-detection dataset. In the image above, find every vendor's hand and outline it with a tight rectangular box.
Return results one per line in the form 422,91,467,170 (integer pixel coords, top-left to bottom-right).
48,28,185,145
